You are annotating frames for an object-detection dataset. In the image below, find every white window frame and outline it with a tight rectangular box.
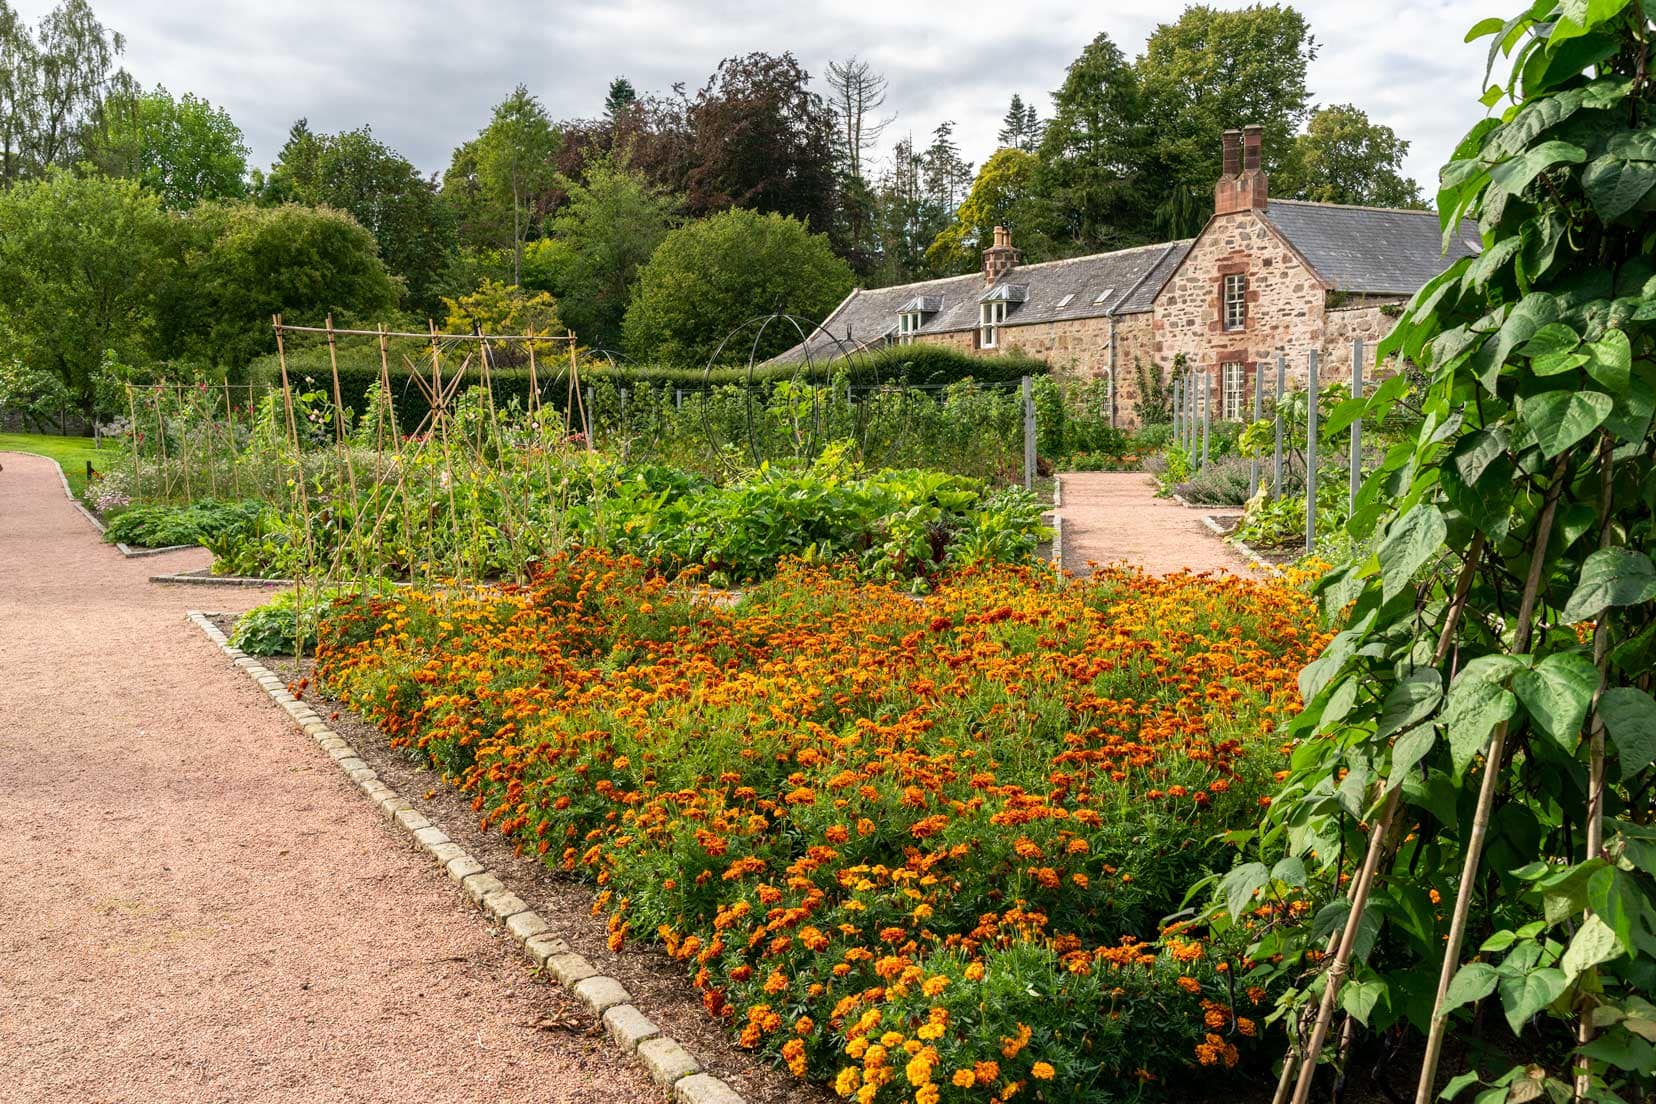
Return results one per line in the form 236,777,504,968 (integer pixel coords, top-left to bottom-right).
898,311,924,345
1221,362,1247,421
1222,273,1247,331
1092,286,1116,307
1055,293,1075,309
980,301,1006,348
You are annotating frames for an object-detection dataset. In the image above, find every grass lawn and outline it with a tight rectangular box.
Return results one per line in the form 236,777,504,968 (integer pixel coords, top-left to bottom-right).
0,431,120,496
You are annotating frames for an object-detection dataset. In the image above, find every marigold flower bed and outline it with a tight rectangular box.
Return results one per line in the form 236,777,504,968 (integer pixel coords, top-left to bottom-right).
314,554,1326,1101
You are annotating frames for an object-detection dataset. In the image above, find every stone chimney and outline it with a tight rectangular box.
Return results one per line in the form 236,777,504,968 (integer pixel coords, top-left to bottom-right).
982,225,1022,284
1214,124,1268,215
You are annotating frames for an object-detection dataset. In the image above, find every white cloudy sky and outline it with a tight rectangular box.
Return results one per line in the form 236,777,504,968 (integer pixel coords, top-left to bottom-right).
16,0,1496,195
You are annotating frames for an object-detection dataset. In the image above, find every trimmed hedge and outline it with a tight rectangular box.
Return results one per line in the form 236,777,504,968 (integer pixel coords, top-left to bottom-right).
245,339,1049,432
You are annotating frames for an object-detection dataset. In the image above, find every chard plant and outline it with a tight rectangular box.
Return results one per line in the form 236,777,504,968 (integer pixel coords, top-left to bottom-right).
1209,4,1656,1103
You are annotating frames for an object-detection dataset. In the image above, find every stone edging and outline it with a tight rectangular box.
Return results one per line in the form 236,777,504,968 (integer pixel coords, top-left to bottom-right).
1199,513,1283,575
184,610,748,1104
33,449,199,558
152,571,289,587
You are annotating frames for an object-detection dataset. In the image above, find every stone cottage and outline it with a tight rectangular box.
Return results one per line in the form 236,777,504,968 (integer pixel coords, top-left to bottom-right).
776,125,1480,427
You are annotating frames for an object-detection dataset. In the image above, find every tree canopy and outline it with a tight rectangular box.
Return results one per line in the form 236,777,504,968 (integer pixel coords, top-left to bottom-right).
85,84,248,208
622,208,852,367
1287,103,1424,208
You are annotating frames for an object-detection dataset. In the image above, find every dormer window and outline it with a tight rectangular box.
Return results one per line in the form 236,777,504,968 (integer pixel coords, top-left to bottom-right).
898,311,923,344
894,295,942,345
980,301,1006,347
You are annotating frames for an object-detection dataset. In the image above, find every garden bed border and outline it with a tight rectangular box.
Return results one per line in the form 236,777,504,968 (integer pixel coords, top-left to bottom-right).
183,609,750,1104
35,449,201,558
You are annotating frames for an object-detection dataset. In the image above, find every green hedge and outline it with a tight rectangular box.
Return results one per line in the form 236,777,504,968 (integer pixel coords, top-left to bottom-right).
245,339,1049,432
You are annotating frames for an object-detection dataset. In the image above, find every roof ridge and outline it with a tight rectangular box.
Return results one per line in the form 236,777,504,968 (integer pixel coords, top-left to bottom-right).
1266,197,1444,218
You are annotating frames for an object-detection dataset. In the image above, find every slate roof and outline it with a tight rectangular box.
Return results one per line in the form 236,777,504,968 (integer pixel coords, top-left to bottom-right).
773,240,1193,364
1259,200,1481,295
773,200,1480,364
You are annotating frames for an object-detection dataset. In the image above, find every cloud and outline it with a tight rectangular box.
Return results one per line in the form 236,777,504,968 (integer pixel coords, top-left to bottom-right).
15,0,1491,193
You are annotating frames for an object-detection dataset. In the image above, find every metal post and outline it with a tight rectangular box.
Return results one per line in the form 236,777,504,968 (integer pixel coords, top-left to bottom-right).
1173,377,1182,444
675,388,683,410
1201,370,1211,467
1273,353,1285,498
585,385,595,442
1021,375,1036,491
1250,362,1263,499
1350,338,1364,515
1306,350,1319,554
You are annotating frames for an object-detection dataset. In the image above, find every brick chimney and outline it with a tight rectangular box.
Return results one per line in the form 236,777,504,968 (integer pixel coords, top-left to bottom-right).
1214,124,1268,215
982,225,1022,284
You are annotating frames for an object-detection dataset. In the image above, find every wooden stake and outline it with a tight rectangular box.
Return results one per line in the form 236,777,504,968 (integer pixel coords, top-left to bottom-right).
1414,455,1572,1104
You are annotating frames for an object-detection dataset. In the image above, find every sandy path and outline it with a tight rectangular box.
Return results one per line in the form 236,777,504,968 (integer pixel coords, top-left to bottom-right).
1058,470,1254,576
0,451,653,1103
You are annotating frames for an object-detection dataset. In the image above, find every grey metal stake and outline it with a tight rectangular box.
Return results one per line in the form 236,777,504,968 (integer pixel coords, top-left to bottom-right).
675,388,683,410
1173,377,1182,444
1201,370,1211,467
1350,338,1364,516
1306,349,1319,555
1021,375,1036,491
1250,362,1263,499
1273,354,1285,498
585,385,595,443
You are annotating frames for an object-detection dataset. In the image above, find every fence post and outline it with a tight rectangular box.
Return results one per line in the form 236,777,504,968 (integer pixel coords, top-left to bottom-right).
1172,376,1182,445
585,385,596,443
1201,370,1211,467
1350,338,1364,516
675,388,683,410
1273,353,1285,498
1306,349,1320,555
1250,362,1263,500
1022,375,1036,491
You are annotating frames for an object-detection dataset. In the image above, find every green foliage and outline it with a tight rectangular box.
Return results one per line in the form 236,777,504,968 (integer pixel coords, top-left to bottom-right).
84,83,248,208
1207,6,1656,1100
470,85,559,284
926,147,1041,272
1137,3,1316,237
157,200,399,369
262,121,456,313
0,171,168,414
622,208,854,366
229,585,375,655
1287,103,1424,208
522,155,678,350
0,0,128,185
102,498,262,548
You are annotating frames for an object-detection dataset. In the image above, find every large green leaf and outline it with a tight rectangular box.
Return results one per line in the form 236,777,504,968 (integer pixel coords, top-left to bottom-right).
1561,547,1656,623
1587,865,1643,954
1498,966,1567,1033
1583,155,1656,220
1444,669,1519,776
1377,504,1447,603
1562,913,1622,981
1389,727,1438,792
1550,0,1634,45
1599,686,1656,781
1512,652,1600,748
1443,962,1500,1014
1516,389,1613,457
1487,140,1588,198
1378,669,1445,738
1222,861,1270,920
1343,978,1388,1027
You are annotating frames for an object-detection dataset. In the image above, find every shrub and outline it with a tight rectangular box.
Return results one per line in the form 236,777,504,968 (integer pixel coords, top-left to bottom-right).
316,552,1324,1100
103,499,264,548
1172,455,1253,506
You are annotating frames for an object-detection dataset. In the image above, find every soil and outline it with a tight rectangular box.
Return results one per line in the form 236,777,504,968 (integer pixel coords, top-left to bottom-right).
0,449,658,1103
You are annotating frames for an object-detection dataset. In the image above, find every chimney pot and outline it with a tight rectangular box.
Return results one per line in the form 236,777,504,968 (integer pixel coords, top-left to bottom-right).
1220,130,1242,178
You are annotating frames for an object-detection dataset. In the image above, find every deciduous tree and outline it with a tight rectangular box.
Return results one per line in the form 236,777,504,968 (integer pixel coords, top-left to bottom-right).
1287,103,1423,208
84,84,248,208
622,207,852,366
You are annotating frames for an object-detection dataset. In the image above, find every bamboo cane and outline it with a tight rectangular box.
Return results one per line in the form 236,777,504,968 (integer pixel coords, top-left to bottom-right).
126,383,143,502
1413,454,1573,1104
1576,433,1617,1100
1275,531,1487,1104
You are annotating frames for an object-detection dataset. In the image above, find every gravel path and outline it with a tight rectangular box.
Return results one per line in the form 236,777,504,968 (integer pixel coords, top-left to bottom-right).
0,450,654,1103
1058,470,1254,576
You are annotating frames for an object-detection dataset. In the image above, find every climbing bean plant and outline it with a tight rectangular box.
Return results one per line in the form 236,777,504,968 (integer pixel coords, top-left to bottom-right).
1203,5,1656,1104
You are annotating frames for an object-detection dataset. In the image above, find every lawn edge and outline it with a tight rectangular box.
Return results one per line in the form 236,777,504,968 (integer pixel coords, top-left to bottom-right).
183,609,748,1104
29,448,204,559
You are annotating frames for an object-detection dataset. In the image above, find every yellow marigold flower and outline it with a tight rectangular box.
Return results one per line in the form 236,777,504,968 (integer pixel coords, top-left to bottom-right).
833,1067,860,1097
905,1055,933,1086
953,1068,976,1088
1031,1061,1055,1080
